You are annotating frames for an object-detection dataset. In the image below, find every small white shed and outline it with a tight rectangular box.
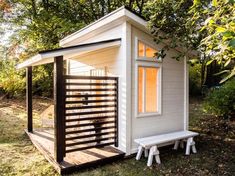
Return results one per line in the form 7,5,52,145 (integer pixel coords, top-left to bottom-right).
17,6,192,160
60,6,190,155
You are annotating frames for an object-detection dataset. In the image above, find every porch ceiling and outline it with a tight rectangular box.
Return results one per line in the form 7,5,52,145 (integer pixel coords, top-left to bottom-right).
17,38,121,69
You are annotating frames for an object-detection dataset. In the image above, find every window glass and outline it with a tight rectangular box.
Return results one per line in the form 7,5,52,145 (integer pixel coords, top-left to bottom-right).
138,67,144,113
146,45,157,58
138,41,145,57
145,67,158,112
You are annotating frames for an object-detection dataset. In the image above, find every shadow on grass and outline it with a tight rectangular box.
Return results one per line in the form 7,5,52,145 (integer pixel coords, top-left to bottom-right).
0,98,235,176
0,98,58,176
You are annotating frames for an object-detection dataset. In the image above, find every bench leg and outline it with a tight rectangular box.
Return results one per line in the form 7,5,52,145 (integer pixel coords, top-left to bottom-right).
147,146,160,166
144,148,148,157
136,146,144,160
173,140,180,150
186,138,192,155
155,154,161,164
186,137,197,155
192,139,197,153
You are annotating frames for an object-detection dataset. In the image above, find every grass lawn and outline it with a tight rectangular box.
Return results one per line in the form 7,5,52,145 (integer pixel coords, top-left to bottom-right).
0,97,235,176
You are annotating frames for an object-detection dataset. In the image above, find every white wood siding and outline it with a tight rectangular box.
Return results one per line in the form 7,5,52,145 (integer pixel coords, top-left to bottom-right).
131,26,185,153
63,23,123,47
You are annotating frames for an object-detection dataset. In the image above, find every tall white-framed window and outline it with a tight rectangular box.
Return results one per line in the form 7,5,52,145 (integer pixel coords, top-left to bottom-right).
135,38,162,117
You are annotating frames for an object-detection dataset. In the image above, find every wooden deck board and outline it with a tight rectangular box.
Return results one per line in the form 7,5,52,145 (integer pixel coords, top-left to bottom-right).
25,129,124,174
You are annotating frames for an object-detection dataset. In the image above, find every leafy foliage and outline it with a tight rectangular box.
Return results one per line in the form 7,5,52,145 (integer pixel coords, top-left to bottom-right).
204,79,235,118
189,63,202,96
147,0,235,82
0,0,147,97
0,59,25,97
146,0,202,54
32,64,53,97
190,0,235,82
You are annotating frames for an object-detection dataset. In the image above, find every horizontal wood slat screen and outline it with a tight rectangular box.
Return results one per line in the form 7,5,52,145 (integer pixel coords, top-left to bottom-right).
64,75,118,153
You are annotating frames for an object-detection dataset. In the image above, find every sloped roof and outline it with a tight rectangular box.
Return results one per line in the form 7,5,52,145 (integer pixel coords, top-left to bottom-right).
17,38,121,69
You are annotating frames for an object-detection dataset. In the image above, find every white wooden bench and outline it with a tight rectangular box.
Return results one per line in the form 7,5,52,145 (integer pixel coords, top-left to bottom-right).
134,130,199,166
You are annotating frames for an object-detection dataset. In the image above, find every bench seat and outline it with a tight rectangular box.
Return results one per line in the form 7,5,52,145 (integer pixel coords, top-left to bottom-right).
134,130,199,166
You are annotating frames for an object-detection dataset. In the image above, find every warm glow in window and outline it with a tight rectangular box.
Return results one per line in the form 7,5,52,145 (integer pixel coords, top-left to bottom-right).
138,67,144,113
146,45,157,58
138,41,145,57
138,66,158,114
138,40,157,59
145,68,157,112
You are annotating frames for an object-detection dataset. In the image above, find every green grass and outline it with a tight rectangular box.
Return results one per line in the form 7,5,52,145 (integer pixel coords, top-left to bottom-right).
0,97,235,176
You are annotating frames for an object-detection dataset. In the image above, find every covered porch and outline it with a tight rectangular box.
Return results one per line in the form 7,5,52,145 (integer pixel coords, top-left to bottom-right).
17,39,125,174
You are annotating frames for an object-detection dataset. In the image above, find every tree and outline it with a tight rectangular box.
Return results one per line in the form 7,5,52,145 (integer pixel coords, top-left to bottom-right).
0,0,149,97
190,0,235,82
146,0,234,83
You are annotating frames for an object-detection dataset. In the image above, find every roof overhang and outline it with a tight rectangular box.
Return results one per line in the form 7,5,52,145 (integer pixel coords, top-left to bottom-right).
58,6,198,58
17,38,121,69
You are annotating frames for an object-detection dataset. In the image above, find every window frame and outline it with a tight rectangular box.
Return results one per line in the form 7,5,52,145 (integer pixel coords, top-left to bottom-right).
135,61,162,118
135,37,162,63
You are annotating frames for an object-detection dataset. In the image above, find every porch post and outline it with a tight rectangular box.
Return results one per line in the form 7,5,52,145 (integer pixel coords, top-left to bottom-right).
26,66,33,132
54,55,65,162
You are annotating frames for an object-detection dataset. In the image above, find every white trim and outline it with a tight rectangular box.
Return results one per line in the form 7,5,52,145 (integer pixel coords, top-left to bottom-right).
17,40,121,69
184,56,189,130
125,22,132,155
135,37,162,63
135,62,162,118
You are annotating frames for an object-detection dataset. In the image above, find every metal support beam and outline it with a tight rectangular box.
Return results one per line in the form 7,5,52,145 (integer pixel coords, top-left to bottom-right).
26,66,33,132
54,55,65,162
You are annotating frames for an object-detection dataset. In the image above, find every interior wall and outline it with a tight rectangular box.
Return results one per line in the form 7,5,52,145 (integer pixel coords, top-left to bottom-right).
130,26,185,153
69,47,121,76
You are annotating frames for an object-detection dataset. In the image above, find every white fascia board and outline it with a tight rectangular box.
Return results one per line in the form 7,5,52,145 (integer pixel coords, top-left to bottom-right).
124,10,147,30
60,6,126,46
17,40,121,69
16,54,42,69
43,40,121,59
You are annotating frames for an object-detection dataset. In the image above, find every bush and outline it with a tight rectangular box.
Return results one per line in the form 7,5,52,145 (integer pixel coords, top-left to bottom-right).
0,60,25,98
204,79,235,119
32,64,53,97
0,60,53,98
189,63,202,96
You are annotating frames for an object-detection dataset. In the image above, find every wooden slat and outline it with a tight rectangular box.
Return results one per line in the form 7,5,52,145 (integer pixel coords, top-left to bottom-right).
66,94,116,98
65,131,116,141
64,75,118,80
65,126,116,135
115,78,119,147
65,82,116,86
64,75,119,153
66,137,115,147
65,99,116,104
66,88,116,92
65,115,115,122
66,120,115,128
65,104,116,110
66,110,116,116
65,142,115,153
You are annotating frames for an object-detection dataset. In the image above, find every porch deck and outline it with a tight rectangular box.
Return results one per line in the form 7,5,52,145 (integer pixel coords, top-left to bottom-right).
25,129,125,174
